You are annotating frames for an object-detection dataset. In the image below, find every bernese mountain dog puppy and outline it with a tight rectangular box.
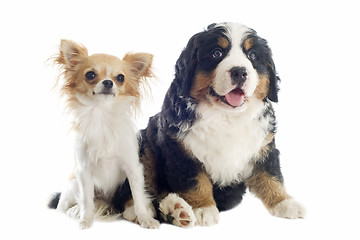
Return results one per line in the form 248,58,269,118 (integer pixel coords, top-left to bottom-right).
112,22,305,227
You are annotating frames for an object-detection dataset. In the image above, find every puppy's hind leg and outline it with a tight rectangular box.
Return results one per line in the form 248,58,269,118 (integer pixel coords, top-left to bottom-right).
179,172,219,226
159,193,196,228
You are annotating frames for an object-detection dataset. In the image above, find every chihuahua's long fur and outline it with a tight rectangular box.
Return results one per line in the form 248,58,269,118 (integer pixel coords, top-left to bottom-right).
53,40,159,229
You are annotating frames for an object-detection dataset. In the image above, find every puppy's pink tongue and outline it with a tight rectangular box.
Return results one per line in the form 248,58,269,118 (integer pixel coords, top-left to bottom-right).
225,88,245,107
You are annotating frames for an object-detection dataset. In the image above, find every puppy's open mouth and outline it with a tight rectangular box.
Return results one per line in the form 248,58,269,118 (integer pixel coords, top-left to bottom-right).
209,87,246,108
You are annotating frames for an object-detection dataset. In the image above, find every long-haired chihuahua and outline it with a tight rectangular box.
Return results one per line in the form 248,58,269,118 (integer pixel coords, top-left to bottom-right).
50,39,159,229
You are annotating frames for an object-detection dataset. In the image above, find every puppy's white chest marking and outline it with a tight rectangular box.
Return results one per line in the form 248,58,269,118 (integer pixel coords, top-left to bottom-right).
183,100,269,186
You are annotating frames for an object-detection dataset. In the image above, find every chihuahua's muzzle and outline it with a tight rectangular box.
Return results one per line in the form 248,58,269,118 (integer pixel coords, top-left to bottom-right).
94,80,115,96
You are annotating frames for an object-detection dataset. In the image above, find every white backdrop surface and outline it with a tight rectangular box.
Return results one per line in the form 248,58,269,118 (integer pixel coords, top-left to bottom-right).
1,0,359,239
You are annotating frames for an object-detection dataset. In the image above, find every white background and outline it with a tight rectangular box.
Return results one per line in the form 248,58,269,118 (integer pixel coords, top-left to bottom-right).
1,0,359,239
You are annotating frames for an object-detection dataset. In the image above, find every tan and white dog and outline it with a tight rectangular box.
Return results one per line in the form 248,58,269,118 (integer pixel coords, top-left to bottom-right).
50,40,159,229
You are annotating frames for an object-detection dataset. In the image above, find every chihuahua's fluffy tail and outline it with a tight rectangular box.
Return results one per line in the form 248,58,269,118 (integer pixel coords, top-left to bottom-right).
47,192,121,221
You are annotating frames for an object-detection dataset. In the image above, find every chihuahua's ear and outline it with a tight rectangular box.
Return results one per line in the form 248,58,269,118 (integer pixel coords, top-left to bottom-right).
123,52,153,78
56,39,88,70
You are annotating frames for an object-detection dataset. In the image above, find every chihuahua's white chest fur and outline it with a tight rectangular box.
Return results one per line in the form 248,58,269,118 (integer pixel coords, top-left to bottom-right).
74,95,137,200
74,95,137,160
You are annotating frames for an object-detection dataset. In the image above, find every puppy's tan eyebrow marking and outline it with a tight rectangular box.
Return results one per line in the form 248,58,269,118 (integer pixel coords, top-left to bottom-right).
243,37,254,51
218,37,229,49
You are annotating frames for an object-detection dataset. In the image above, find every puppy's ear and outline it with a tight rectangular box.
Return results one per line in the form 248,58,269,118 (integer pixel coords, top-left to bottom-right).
266,58,280,102
175,32,202,96
207,23,217,30
56,39,88,70
123,52,153,78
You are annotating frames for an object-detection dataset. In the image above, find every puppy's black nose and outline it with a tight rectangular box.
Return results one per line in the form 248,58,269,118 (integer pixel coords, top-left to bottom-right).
102,80,113,89
230,67,248,85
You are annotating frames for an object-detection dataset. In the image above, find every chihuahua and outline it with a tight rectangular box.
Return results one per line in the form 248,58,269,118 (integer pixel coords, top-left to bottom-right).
52,39,159,229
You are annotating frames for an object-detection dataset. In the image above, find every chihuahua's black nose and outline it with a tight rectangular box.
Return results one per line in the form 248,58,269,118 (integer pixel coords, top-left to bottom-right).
102,80,113,89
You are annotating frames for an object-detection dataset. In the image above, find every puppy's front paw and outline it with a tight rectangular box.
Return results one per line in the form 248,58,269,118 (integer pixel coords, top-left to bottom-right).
270,198,306,219
193,205,219,226
159,193,196,228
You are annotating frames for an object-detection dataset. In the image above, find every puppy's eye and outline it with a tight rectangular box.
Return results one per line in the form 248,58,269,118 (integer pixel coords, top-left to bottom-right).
212,49,223,58
116,74,125,83
248,52,256,61
85,71,96,80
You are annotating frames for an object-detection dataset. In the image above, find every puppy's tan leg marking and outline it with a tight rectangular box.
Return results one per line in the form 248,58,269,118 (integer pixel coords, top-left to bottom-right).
179,172,216,208
246,170,305,219
141,147,159,196
179,172,219,226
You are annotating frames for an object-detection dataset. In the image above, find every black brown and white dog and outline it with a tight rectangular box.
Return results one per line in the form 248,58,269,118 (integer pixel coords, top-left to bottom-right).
111,22,305,227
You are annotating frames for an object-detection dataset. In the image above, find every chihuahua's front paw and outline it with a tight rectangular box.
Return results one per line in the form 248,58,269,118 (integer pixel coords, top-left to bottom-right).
79,219,93,229
79,213,94,229
137,216,160,229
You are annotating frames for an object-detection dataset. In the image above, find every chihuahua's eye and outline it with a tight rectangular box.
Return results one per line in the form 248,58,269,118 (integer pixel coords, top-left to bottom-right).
85,71,96,80
116,74,125,83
